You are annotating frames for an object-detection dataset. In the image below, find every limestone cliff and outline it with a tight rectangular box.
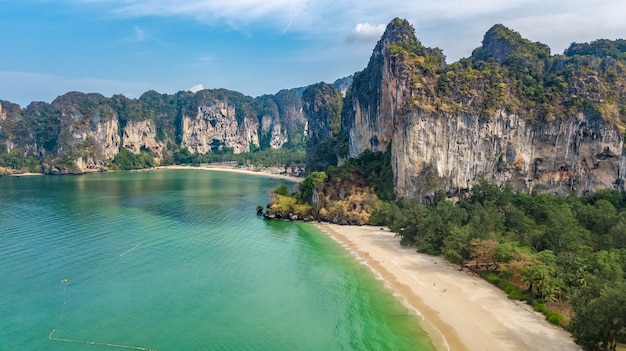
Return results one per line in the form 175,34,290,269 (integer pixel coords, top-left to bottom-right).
0,100,26,153
303,82,343,172
342,18,444,159
0,87,307,173
122,119,164,158
341,18,626,197
0,102,11,152
51,92,121,173
393,110,624,197
256,89,306,149
181,101,258,154
260,114,287,149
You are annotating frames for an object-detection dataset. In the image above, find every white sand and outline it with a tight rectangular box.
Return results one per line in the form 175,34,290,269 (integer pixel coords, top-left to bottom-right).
316,223,580,351
156,164,302,182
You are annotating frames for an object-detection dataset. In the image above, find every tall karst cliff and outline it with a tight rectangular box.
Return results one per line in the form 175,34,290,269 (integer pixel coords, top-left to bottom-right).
302,82,343,173
0,88,306,173
338,18,626,197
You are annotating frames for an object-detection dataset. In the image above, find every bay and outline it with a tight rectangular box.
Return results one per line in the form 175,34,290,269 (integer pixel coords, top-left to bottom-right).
0,170,435,351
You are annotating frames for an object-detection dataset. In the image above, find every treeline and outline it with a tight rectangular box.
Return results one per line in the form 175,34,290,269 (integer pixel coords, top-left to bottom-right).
109,148,156,170
105,147,305,172
172,147,305,169
0,150,41,174
371,181,626,351
0,145,305,173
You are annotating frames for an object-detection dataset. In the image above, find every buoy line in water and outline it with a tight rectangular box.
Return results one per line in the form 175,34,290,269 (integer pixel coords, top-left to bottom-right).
48,327,154,351
119,242,142,257
49,243,156,350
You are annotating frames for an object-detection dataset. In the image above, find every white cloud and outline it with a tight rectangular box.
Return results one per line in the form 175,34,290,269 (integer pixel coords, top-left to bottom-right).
347,23,386,43
106,0,308,29
79,1,626,44
505,1,626,55
187,84,204,93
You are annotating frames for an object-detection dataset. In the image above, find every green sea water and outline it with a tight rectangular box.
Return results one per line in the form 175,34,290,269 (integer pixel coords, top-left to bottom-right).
0,170,436,351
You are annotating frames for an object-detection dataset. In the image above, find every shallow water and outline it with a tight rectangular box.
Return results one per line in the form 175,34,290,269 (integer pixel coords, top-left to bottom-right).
0,170,435,350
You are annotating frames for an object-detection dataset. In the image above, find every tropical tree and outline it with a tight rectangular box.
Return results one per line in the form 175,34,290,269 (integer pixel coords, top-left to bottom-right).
442,226,471,269
298,171,328,204
569,282,626,351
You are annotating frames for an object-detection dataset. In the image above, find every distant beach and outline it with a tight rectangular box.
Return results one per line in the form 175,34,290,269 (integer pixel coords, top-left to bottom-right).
156,164,303,183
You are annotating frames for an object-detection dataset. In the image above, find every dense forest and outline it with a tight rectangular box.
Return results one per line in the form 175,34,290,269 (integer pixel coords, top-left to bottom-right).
383,182,626,351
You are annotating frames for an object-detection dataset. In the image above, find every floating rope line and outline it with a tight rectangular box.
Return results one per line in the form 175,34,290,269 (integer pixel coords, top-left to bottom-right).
119,242,142,257
48,328,154,350
49,242,156,351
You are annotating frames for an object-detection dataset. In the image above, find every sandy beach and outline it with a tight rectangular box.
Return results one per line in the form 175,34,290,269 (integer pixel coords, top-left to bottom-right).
156,164,302,182
316,223,580,351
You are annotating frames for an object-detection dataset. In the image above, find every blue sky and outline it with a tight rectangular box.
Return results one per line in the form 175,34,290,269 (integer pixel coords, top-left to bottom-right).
1,0,625,107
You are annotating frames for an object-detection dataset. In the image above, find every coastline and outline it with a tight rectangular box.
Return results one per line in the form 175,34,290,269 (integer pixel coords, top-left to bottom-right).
315,223,580,351
9,172,43,177
156,164,303,182
2,164,302,182
5,164,581,349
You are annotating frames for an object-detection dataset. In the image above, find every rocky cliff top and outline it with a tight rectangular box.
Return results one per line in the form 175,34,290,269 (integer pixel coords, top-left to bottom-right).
476,24,551,64
350,19,626,127
333,18,626,198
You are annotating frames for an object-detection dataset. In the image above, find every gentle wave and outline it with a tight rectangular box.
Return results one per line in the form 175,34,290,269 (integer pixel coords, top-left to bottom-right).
0,171,435,351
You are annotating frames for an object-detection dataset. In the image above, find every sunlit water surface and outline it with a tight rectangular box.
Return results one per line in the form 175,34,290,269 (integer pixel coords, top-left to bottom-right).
0,170,435,351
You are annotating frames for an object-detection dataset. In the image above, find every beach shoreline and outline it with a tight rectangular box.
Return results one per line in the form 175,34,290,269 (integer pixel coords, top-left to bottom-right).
155,164,303,182
315,223,580,351
4,164,303,182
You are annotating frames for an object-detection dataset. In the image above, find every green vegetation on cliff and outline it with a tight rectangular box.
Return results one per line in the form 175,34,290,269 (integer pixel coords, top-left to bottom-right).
302,82,344,173
109,148,155,170
265,150,393,225
379,21,626,128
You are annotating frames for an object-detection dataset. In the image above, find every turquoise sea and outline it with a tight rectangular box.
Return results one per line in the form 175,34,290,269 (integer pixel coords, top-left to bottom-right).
0,170,435,351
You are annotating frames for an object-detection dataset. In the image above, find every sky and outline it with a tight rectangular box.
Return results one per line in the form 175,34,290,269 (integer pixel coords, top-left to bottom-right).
1,0,625,107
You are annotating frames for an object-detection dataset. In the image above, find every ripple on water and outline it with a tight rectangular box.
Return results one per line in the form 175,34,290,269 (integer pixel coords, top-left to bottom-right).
0,171,435,351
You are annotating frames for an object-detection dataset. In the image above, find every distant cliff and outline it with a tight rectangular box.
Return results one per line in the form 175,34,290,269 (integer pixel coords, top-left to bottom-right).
0,88,306,174
335,18,626,197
